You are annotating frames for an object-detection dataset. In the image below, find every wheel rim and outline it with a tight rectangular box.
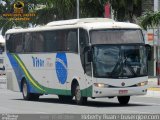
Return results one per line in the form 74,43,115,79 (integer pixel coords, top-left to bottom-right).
75,86,81,101
23,83,27,97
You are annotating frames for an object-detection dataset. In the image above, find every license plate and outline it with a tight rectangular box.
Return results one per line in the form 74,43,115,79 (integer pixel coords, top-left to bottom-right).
119,90,128,94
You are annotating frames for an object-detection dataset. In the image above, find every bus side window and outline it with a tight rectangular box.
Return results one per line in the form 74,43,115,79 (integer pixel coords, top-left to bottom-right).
79,29,89,51
43,31,57,52
6,34,23,53
67,30,78,53
56,30,65,51
79,29,91,75
15,33,23,53
24,33,32,52
32,32,44,52
6,34,13,53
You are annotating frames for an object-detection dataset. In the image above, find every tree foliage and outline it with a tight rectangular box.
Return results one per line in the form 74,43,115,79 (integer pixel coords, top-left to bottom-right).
0,0,143,35
0,0,39,35
110,0,142,23
0,0,109,35
139,11,160,30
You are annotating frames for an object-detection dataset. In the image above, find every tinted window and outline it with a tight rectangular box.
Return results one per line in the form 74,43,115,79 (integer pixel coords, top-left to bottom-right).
93,45,147,78
66,30,78,52
6,29,78,53
32,32,45,52
6,33,23,53
79,29,91,76
24,33,32,52
43,31,57,52
90,29,144,44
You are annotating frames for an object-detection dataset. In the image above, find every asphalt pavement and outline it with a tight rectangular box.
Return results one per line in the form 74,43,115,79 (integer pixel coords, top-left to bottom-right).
0,89,160,114
0,76,160,114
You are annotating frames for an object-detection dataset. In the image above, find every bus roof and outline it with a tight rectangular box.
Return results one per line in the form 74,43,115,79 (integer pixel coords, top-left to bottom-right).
46,18,114,26
6,18,141,34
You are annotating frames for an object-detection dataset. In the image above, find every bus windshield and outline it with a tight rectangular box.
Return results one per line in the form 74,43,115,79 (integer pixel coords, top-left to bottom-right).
92,45,147,78
90,29,144,44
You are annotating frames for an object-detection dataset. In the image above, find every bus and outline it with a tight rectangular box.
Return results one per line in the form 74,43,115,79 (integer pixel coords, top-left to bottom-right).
5,18,150,105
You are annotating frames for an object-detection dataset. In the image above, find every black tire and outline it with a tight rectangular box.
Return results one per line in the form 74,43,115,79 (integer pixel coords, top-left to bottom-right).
22,80,39,101
58,95,73,103
74,83,87,105
117,96,130,105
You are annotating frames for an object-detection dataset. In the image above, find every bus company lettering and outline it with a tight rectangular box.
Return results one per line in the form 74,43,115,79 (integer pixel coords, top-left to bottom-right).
32,57,44,67
46,58,53,67
32,57,53,68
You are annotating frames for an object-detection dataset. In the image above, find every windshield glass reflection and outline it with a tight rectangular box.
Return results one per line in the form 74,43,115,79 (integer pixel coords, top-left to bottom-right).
93,45,147,78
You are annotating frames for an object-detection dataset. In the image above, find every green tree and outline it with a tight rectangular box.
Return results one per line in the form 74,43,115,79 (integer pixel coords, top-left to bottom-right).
80,0,108,18
0,0,143,35
0,0,109,34
33,0,77,25
34,0,108,25
140,11,160,30
0,0,39,35
110,0,142,23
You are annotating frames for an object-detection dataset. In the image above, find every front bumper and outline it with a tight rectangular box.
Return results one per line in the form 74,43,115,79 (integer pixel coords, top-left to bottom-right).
92,85,148,97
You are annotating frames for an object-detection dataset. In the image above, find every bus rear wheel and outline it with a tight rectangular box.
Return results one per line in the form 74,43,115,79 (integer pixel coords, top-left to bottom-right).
22,80,39,101
74,83,87,105
117,96,130,105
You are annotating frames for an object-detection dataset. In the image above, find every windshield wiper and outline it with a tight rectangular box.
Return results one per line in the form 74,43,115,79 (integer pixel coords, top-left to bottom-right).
107,56,138,78
124,58,137,77
107,57,123,77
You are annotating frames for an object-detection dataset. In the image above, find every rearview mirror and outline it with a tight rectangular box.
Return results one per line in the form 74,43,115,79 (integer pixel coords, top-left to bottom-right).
84,46,92,62
87,50,92,62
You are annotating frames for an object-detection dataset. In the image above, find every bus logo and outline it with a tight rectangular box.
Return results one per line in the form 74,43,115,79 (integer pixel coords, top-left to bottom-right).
121,82,125,86
55,53,68,84
32,57,44,67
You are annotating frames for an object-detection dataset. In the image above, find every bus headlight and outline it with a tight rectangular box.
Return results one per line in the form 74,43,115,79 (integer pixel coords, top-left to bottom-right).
94,83,109,88
136,81,148,86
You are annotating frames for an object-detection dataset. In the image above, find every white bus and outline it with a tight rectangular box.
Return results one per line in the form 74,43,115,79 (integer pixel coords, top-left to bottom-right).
5,18,150,105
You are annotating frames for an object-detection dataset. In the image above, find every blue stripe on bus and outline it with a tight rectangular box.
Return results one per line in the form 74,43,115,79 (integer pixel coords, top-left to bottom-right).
7,53,38,93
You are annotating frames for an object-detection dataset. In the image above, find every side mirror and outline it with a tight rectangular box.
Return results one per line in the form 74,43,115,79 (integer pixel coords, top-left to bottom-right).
83,46,90,53
145,44,152,61
84,46,92,62
87,50,92,62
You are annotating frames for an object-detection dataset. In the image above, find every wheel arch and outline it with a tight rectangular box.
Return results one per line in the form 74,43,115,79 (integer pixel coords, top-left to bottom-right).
71,79,79,96
20,77,27,92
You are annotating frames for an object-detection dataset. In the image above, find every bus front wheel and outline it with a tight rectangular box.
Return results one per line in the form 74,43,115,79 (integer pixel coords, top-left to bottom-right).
117,96,130,105
22,80,39,101
74,83,87,105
